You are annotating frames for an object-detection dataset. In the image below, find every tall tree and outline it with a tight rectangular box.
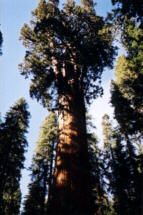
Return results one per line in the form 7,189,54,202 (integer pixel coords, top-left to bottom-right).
102,114,138,215
110,12,143,159
22,112,57,215
19,0,116,213
110,20,143,170
86,114,111,215
88,132,110,215
110,27,143,211
22,156,49,215
111,75,143,215
0,98,30,215
35,111,57,208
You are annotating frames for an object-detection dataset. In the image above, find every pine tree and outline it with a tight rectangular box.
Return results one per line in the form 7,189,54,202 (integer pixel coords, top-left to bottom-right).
35,111,57,209
22,112,57,215
121,19,143,77
110,16,143,213
19,0,116,213
0,98,30,215
102,114,137,215
3,180,21,215
86,114,110,215
88,133,110,215
111,66,143,214
22,156,49,215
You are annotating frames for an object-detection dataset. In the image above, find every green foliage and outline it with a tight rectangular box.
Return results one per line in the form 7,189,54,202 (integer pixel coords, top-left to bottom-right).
111,0,143,22
111,19,143,135
110,20,143,212
87,115,112,215
110,20,143,213
22,156,48,215
110,0,143,73
110,53,143,215
2,180,21,215
19,0,116,108
102,114,139,215
35,111,57,156
110,81,141,135
122,19,143,73
22,112,57,215
19,2,116,210
88,134,110,215
0,98,30,215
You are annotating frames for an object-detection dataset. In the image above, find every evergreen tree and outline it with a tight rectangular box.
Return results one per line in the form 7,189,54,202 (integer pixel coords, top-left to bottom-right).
3,180,21,215
110,17,143,214
111,0,143,23
35,111,57,209
22,156,49,215
110,69,143,214
0,98,30,215
102,114,138,215
86,115,110,215
88,133,110,215
121,19,143,78
22,112,57,215
19,1,116,213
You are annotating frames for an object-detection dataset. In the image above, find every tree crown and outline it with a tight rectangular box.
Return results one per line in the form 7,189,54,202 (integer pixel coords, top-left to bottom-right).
19,0,116,108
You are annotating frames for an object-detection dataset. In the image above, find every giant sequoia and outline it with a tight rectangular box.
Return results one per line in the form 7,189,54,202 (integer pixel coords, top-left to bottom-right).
19,0,116,214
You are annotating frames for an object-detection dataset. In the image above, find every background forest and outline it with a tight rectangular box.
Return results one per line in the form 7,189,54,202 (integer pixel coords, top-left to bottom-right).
0,0,143,215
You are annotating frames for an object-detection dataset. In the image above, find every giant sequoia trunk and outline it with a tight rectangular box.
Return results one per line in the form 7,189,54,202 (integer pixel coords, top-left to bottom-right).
50,81,91,214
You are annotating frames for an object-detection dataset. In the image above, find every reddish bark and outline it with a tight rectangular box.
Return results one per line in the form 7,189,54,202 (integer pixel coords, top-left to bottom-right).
50,86,91,214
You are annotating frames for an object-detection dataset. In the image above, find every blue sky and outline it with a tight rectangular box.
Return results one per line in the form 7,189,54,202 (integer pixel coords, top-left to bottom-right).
1,0,116,205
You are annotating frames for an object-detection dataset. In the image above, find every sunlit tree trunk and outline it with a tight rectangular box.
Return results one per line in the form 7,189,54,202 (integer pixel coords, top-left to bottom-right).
50,81,91,214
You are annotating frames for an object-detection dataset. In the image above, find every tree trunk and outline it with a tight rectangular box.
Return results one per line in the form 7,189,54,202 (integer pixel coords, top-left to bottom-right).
42,164,48,215
50,84,91,214
48,140,55,205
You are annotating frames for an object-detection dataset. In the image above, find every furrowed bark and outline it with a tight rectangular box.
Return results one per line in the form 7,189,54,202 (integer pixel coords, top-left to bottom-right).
50,82,91,214
48,34,91,213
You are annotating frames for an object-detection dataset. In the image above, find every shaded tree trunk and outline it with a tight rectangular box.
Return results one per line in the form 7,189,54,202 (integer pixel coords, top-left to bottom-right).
48,140,55,206
50,83,91,214
42,164,48,215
